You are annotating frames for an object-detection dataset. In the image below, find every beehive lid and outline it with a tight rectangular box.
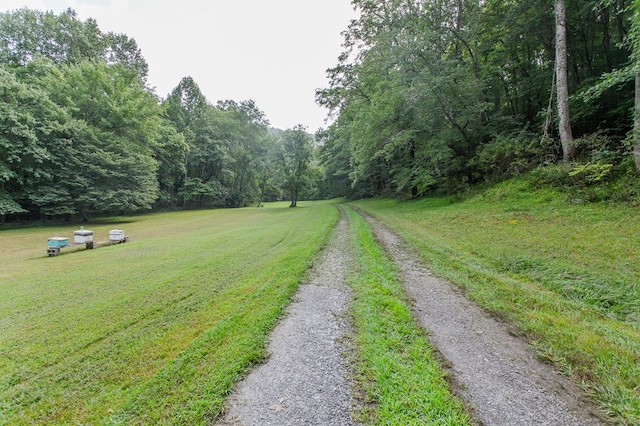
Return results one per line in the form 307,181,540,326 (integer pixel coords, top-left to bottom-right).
48,237,69,242
74,226,93,236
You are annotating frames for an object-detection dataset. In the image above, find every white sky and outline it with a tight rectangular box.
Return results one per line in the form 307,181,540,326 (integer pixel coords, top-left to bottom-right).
1,0,356,132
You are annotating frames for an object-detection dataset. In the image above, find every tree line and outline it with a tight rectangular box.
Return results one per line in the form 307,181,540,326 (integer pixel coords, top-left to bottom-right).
4,3,640,223
316,0,640,199
0,8,317,222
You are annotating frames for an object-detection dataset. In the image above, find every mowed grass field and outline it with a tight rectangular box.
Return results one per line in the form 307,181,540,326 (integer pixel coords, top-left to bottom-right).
0,201,339,425
3,185,639,425
352,180,640,424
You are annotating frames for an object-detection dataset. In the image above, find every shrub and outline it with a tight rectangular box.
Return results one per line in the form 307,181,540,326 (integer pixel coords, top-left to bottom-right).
573,132,631,164
567,162,614,186
477,130,551,179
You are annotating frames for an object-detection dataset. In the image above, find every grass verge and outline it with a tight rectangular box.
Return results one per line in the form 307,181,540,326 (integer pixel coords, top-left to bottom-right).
0,201,338,425
351,180,640,425
343,206,471,425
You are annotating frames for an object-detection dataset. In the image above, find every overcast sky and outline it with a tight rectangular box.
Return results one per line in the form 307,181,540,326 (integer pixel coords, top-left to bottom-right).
1,0,356,131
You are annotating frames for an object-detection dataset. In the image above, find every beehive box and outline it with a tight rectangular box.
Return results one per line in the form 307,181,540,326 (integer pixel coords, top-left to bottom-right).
47,237,69,248
109,229,125,241
74,227,93,244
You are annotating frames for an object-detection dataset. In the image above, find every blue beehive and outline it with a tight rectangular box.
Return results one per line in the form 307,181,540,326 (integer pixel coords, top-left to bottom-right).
47,237,69,248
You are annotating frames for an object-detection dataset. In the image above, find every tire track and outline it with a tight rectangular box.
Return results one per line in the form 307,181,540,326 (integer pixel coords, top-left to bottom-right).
360,210,605,426
219,209,359,425
218,205,606,425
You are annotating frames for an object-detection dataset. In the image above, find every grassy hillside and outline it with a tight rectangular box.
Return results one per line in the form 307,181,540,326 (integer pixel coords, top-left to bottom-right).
351,179,640,424
0,202,339,425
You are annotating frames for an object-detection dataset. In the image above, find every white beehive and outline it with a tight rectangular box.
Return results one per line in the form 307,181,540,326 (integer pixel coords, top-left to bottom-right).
109,229,126,242
74,226,93,244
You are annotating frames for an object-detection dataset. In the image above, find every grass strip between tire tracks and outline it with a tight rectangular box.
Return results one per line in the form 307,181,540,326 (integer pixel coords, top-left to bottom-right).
344,206,471,425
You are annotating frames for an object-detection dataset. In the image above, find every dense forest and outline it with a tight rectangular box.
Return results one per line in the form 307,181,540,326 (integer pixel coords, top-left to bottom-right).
317,0,640,200
0,8,316,221
2,1,640,222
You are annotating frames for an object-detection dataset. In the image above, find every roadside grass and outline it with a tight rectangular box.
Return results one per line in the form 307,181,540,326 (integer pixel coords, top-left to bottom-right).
351,179,640,425
343,206,471,425
0,201,339,425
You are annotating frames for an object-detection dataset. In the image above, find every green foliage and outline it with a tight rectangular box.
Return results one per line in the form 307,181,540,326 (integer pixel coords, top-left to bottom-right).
36,60,161,218
573,132,632,164
0,8,147,79
317,0,637,199
0,192,27,216
0,9,283,221
316,125,354,199
567,162,614,184
477,130,550,179
0,62,67,216
527,154,640,204
178,177,226,208
0,9,183,221
163,79,276,209
278,125,314,207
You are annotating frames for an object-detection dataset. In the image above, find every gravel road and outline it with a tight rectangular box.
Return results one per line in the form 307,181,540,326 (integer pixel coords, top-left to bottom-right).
362,212,605,426
219,212,359,426
218,207,606,425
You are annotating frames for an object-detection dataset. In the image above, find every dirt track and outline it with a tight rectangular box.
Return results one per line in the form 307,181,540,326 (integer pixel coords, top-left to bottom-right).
362,211,604,425
219,213,358,425
219,207,605,425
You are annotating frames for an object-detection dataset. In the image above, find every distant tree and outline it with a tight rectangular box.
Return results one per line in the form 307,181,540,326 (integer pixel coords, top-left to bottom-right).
255,134,283,206
316,124,353,199
279,125,313,207
164,78,275,208
164,77,225,208
215,99,271,207
0,63,58,218
152,116,188,207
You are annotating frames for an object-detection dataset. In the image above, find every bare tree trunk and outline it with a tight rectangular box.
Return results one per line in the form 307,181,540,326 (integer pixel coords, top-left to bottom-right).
634,71,640,172
555,0,575,163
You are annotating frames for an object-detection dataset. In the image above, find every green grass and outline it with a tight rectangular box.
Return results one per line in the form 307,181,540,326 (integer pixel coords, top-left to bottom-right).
5,186,635,424
343,206,471,425
0,201,339,425
351,179,640,425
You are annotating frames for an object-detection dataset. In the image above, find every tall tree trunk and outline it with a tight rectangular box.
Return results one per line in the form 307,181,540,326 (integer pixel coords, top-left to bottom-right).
555,0,575,163
634,71,640,172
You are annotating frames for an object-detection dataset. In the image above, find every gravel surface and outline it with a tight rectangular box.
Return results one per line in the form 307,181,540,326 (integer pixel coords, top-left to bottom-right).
362,212,606,426
218,207,606,425
218,212,359,426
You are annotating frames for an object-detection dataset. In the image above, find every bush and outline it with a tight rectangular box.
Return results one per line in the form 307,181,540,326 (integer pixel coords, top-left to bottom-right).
528,159,640,204
567,162,614,186
573,132,631,164
477,130,552,179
